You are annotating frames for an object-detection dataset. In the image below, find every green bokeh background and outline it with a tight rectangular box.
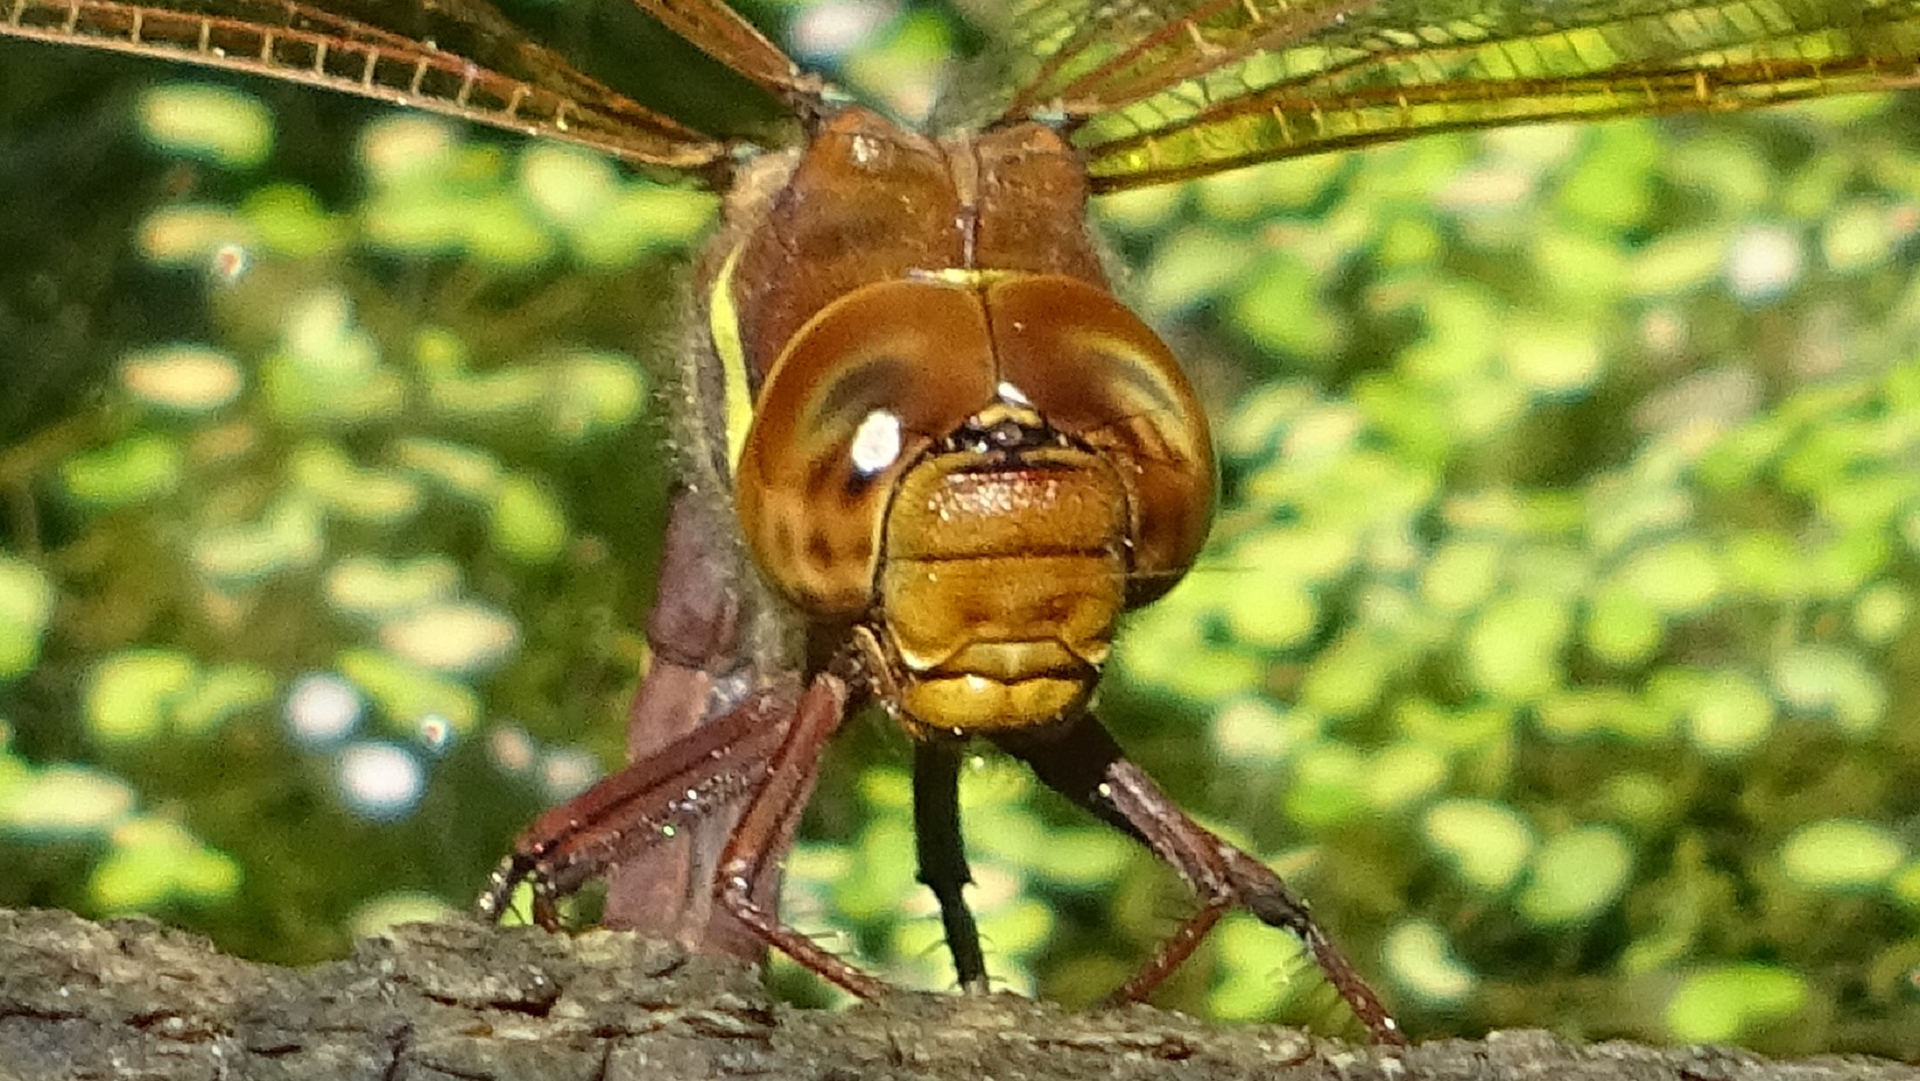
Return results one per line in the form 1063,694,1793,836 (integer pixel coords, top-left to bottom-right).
2,0,1919,1058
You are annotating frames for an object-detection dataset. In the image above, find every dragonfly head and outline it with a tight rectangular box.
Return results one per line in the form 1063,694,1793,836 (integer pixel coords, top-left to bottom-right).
734,272,1215,734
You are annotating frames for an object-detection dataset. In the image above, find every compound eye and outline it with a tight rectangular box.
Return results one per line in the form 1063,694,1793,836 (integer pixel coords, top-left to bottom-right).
986,275,1215,605
737,280,996,616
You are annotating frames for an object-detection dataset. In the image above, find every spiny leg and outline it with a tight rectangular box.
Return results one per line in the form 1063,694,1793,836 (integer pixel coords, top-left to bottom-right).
994,717,1230,1001
1210,840,1403,1045
1097,755,1403,1045
995,715,1405,1046
715,673,890,1000
475,685,796,927
913,738,989,991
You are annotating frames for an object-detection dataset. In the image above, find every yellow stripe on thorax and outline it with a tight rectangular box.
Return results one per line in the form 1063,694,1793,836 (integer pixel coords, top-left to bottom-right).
707,243,755,473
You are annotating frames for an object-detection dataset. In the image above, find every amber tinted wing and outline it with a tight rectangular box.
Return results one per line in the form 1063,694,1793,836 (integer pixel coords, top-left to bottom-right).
969,0,1920,192
0,0,730,172
622,0,815,104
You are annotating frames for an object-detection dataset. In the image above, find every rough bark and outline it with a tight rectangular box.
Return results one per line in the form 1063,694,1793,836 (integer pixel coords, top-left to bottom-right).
0,908,1912,1081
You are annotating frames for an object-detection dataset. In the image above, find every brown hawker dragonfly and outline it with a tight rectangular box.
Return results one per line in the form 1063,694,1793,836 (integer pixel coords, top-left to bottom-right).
5,0,1919,1049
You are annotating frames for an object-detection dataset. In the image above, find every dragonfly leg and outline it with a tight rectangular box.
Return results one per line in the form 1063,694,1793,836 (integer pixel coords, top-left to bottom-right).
474,685,795,928
715,673,891,999
913,739,990,992
994,715,1405,1046
995,717,1231,1000
604,488,767,957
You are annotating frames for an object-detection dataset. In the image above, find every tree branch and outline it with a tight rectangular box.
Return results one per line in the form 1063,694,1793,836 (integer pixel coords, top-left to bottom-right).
0,908,1912,1081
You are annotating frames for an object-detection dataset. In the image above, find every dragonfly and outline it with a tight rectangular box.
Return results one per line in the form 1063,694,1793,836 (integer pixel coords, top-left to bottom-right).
4,0,1918,1049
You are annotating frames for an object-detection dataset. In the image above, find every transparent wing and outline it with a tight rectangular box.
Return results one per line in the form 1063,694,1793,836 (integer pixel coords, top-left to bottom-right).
0,0,732,173
965,0,1920,192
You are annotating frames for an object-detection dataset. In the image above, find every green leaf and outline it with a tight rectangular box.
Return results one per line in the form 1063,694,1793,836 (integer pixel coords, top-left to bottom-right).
1423,799,1535,893
1666,964,1809,1043
1465,595,1571,702
60,434,183,508
1517,826,1632,926
1778,819,1905,891
137,84,272,168
1383,919,1477,1006
85,651,199,745
0,765,136,835
0,557,55,679
489,475,570,564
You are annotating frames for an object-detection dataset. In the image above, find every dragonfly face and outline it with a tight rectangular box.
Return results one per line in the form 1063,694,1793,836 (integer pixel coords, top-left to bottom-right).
4,0,1919,1051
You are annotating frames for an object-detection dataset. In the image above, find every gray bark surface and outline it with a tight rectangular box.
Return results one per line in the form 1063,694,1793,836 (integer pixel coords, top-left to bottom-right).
0,908,1913,1081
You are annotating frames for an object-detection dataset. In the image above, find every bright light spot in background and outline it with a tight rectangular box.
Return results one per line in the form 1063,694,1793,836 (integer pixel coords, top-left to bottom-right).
336,741,424,820
211,242,251,283
1725,225,1802,304
285,673,363,746
1382,919,1477,1006
789,0,940,122
541,747,601,801
137,205,252,268
790,0,896,60
285,288,370,372
488,724,536,775
418,714,454,756
0,556,55,678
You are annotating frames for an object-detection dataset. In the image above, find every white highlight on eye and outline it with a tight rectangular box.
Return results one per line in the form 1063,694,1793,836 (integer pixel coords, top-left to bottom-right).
850,409,903,475
997,381,1032,406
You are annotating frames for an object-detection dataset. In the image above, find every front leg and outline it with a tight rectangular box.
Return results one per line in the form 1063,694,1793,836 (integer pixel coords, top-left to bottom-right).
913,738,990,992
994,714,1405,1046
475,683,798,927
478,488,797,952
713,673,893,999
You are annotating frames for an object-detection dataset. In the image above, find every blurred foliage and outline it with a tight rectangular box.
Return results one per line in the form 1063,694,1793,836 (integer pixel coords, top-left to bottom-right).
2,0,1920,1060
